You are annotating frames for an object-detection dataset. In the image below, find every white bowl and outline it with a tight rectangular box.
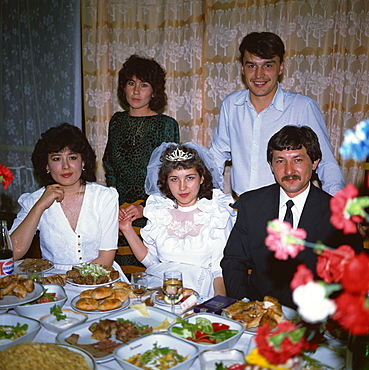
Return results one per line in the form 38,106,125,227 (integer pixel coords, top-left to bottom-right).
14,284,67,318
199,349,245,369
40,308,88,334
114,333,199,370
0,313,41,351
168,312,244,351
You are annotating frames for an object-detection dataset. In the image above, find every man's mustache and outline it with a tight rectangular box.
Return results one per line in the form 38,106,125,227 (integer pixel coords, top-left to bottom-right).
282,175,301,182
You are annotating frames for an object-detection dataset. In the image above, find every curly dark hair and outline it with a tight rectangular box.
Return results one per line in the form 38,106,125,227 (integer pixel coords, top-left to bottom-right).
239,32,285,63
117,55,167,111
157,144,214,200
31,123,96,186
267,125,322,164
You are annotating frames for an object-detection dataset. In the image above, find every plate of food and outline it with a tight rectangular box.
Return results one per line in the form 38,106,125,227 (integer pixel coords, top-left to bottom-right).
14,258,54,274
56,306,178,363
222,296,298,334
0,342,96,369
0,274,44,309
70,285,130,314
66,263,120,287
152,288,199,307
0,313,41,351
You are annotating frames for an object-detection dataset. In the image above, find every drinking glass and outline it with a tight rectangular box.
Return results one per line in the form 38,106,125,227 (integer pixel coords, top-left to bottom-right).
26,267,43,283
131,272,148,303
163,271,183,314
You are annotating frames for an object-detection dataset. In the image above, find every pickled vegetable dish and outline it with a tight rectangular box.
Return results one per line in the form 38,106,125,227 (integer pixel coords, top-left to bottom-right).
170,317,238,344
127,342,188,369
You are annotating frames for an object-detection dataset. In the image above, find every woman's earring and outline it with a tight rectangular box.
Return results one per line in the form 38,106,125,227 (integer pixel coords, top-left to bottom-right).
46,169,50,174
82,167,85,171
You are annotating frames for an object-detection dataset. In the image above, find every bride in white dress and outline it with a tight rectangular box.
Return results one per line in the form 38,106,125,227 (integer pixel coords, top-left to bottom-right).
118,142,236,298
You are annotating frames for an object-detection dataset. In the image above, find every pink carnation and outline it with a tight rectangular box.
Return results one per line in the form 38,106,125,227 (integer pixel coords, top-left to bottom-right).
265,219,306,260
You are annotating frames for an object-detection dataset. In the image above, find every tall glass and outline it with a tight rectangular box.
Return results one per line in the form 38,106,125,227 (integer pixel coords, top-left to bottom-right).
163,271,183,314
131,272,148,303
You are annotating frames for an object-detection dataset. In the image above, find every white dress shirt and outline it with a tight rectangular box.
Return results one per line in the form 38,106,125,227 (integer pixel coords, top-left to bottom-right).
210,83,345,196
278,183,311,228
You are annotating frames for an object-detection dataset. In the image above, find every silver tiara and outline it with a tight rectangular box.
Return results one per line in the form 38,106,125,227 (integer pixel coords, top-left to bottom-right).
166,148,194,162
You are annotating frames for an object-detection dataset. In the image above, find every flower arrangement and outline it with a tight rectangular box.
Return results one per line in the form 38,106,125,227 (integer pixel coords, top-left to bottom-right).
246,321,319,369
264,182,369,337
0,165,14,189
246,119,369,368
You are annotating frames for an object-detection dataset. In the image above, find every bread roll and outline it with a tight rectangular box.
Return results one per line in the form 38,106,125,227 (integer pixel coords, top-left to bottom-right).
112,282,131,290
76,298,99,311
110,289,128,302
80,289,94,299
97,298,121,311
91,286,112,300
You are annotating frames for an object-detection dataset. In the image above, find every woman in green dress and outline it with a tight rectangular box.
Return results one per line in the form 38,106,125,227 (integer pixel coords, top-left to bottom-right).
103,55,179,267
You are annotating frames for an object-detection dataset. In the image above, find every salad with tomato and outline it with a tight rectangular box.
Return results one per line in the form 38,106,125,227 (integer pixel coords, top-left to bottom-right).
170,317,238,344
22,290,58,305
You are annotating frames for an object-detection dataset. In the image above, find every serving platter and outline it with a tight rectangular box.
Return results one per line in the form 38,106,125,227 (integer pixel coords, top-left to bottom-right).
70,294,130,314
56,306,178,363
0,282,44,309
14,259,54,274
66,276,120,288
222,305,298,334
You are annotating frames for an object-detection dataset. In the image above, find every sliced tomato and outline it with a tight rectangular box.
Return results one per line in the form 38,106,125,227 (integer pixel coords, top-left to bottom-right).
196,337,216,344
40,297,53,303
212,322,230,332
193,331,216,343
227,364,243,370
194,330,207,339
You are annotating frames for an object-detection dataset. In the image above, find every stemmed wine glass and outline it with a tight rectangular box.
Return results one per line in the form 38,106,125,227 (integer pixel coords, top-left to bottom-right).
163,271,183,314
131,272,148,304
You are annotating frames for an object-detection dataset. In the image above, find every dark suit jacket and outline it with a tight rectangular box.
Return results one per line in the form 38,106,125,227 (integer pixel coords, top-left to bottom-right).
221,183,363,308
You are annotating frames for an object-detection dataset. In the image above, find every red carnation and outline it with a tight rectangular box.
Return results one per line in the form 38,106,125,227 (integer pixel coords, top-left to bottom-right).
340,252,369,294
330,184,361,234
316,245,355,283
0,165,14,189
290,264,314,290
334,292,369,336
255,321,308,365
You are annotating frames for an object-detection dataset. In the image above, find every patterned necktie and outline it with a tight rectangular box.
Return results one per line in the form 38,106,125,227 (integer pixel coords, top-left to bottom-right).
283,200,294,226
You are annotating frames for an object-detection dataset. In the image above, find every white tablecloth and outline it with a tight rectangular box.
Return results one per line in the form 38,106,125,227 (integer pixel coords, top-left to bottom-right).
5,272,346,370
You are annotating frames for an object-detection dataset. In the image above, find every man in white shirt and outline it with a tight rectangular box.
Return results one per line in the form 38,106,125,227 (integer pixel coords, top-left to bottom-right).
221,125,363,308
210,31,344,197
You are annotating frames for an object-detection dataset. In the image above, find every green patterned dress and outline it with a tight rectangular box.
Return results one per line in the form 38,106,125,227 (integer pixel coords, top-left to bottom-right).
103,111,180,267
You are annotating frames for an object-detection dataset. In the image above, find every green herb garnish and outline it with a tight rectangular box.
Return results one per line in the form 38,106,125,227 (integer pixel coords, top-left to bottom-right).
215,363,228,370
117,318,150,332
50,305,66,321
0,323,28,340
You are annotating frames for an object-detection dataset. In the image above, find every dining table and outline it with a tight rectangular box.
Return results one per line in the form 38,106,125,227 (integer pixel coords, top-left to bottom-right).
2,267,347,370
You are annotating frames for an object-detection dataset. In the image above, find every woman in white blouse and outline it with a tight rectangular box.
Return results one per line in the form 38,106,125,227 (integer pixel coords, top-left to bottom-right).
119,142,237,298
10,123,126,278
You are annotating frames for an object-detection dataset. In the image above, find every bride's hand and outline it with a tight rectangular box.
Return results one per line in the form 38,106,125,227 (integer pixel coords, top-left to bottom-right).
118,209,133,232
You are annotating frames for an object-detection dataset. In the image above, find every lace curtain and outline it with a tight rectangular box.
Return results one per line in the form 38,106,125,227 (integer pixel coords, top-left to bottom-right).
82,0,369,194
0,0,82,213
2,0,369,214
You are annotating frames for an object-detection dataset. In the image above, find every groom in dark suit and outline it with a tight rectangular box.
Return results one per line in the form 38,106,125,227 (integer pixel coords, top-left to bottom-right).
221,125,363,308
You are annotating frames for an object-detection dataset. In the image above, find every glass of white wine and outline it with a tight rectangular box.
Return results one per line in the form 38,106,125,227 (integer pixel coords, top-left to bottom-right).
163,271,183,314
131,272,148,304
